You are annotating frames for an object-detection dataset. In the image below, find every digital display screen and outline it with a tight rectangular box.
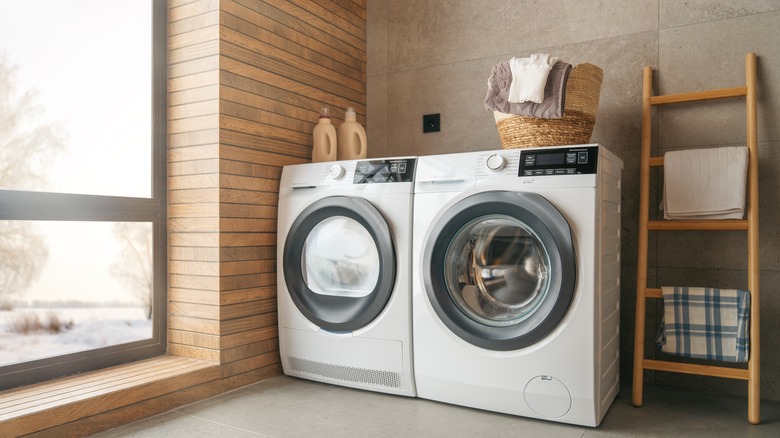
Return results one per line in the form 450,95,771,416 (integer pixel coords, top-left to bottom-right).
354,159,416,184
536,152,565,166
518,146,598,176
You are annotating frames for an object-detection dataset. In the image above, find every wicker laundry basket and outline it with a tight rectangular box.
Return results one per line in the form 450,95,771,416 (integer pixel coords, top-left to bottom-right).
496,63,603,149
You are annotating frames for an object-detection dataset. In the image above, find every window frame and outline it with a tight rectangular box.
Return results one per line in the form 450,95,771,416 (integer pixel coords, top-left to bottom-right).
0,0,167,390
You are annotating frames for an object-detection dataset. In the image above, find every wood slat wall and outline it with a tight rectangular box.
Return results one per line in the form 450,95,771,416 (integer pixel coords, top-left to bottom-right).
168,0,367,379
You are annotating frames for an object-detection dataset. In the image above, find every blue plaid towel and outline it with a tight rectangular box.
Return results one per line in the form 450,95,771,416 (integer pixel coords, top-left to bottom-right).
655,287,750,363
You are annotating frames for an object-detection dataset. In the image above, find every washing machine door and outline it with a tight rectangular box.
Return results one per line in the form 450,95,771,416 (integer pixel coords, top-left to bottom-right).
283,196,396,332
423,191,576,351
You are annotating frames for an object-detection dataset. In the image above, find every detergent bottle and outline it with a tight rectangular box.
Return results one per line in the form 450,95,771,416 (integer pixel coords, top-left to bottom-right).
337,107,367,160
312,107,337,162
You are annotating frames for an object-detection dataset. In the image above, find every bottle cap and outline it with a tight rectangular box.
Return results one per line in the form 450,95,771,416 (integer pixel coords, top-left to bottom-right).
344,107,357,121
319,107,331,119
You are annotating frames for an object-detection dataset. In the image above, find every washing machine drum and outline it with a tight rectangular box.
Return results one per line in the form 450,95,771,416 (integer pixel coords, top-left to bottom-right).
423,191,576,351
283,196,396,332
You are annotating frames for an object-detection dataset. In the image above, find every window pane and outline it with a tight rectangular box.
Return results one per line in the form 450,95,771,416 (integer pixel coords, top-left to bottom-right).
0,221,153,366
0,1,151,197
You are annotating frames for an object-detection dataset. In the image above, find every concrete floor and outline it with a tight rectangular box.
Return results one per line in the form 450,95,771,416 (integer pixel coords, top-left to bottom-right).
93,376,780,437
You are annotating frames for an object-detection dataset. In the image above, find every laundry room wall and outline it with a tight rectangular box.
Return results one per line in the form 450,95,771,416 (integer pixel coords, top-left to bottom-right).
167,0,366,394
367,1,780,401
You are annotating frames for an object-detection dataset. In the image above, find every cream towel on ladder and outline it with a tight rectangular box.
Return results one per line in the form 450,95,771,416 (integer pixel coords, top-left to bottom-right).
663,146,748,220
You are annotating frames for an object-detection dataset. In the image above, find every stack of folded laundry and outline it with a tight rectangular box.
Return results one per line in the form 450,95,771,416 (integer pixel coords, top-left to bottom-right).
662,146,748,220
485,54,572,121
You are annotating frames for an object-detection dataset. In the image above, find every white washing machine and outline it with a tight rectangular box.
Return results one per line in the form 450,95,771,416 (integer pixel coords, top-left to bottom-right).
412,144,622,426
277,157,416,397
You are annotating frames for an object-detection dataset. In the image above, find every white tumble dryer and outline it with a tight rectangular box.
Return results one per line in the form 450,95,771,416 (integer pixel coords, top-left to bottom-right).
412,144,622,426
277,157,416,397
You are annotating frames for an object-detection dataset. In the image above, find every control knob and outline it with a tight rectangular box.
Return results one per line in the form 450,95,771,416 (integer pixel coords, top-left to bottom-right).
486,154,506,171
328,164,345,179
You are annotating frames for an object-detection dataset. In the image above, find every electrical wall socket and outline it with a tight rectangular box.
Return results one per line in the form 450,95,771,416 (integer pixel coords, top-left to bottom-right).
423,113,440,133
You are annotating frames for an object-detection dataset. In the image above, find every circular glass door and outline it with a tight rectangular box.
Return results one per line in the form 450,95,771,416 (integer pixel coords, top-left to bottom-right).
444,215,550,326
302,216,380,298
423,191,576,350
283,196,396,332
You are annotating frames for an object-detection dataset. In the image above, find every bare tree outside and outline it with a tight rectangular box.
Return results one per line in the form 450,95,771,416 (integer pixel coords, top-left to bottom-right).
0,53,66,305
0,223,48,303
111,222,153,319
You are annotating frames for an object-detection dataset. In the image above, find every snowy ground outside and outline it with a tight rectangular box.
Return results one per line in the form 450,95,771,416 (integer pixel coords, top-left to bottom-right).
0,306,151,366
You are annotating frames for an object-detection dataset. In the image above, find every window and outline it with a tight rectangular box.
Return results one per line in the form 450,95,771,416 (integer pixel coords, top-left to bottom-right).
0,0,167,390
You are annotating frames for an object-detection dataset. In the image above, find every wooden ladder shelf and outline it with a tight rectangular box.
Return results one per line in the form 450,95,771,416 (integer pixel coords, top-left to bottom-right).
632,53,760,424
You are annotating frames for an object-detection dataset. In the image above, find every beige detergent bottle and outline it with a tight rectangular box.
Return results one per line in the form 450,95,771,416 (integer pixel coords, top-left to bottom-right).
337,107,367,160
312,107,337,162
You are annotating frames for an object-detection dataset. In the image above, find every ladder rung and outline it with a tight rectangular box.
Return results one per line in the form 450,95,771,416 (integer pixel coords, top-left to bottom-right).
650,86,748,105
649,156,664,166
647,219,748,231
643,359,749,380
644,288,662,298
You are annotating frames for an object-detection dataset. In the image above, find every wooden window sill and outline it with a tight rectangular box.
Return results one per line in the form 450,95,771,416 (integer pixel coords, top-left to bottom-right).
0,355,220,437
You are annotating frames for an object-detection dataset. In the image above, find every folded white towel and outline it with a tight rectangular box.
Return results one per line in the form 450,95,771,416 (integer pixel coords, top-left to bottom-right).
507,54,558,104
663,146,748,220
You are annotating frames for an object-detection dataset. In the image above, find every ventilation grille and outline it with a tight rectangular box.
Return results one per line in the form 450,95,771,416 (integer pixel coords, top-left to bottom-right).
289,356,402,388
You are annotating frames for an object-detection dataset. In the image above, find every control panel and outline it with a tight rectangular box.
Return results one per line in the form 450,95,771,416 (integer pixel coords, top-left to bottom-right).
354,158,417,184
518,145,599,176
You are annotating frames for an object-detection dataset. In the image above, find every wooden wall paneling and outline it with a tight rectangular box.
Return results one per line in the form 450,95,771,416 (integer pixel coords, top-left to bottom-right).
168,329,220,350
220,12,363,85
220,350,281,379
227,0,365,64
313,0,367,23
168,287,220,305
221,325,278,350
169,0,219,19
168,9,219,37
213,0,365,381
219,68,327,122
261,0,366,59
221,24,363,93
220,57,362,118
168,130,219,150
220,285,276,305
168,0,222,365
220,134,309,162
220,273,276,294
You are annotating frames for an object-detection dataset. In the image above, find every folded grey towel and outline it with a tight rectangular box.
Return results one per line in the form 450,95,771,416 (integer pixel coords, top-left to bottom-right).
485,60,572,118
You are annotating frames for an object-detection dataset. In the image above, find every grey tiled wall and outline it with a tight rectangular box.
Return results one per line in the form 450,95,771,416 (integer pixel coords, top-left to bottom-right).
367,1,780,402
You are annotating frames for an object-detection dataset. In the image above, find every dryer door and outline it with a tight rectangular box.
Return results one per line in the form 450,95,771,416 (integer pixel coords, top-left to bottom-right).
423,191,576,350
283,196,396,332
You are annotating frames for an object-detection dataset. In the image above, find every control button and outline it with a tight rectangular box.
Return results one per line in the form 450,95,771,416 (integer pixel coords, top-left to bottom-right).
328,164,345,179
577,151,588,164
523,170,534,176
566,153,577,164
544,169,555,175
534,169,545,176
486,154,506,171
524,154,536,165
566,168,576,174
555,169,565,175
